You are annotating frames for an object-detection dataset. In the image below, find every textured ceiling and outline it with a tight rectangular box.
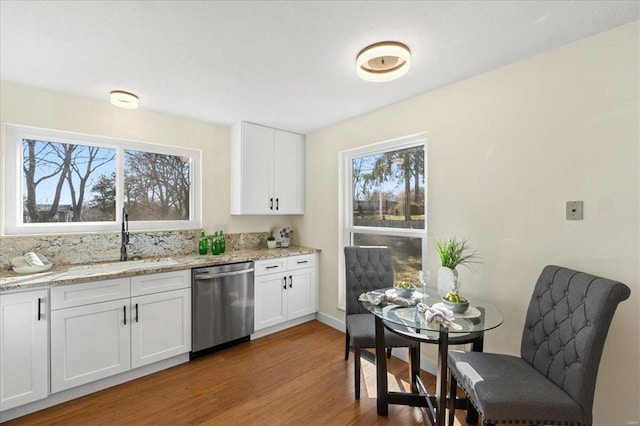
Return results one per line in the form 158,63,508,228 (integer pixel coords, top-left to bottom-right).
1,1,638,134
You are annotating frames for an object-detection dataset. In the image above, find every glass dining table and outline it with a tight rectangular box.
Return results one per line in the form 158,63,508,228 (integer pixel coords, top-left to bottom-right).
361,286,504,426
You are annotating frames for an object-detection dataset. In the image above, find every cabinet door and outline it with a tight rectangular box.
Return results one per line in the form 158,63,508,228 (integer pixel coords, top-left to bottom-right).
51,299,130,393
131,288,191,369
254,274,287,330
0,290,48,411
273,129,304,214
240,122,274,214
287,268,316,320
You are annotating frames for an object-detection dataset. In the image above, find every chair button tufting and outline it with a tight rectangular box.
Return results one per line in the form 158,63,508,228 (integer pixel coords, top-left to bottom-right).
587,321,591,326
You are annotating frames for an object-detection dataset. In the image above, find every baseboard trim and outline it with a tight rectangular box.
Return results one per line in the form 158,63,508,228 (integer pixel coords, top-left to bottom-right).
315,311,345,332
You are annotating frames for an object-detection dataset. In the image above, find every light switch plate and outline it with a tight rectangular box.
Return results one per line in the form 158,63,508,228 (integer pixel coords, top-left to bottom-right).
566,201,584,220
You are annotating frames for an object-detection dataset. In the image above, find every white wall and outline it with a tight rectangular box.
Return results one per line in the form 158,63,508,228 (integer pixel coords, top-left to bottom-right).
0,82,290,235
295,22,639,424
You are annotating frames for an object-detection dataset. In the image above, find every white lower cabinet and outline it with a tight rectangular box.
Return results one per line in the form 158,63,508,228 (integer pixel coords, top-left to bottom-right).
255,273,288,330
50,270,191,393
287,267,316,319
51,299,131,392
0,289,49,411
254,254,318,331
131,288,191,369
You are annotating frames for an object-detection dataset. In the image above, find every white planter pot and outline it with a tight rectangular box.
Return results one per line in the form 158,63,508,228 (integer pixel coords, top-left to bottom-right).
267,240,277,249
437,266,459,297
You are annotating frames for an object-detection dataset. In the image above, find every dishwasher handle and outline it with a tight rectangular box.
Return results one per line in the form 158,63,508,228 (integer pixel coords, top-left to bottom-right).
195,268,254,280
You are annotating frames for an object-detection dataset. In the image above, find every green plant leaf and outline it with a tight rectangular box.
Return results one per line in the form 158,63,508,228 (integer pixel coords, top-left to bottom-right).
435,237,480,271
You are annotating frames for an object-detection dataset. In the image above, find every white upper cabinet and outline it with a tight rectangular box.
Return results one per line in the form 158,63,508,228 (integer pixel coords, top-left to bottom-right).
230,121,305,215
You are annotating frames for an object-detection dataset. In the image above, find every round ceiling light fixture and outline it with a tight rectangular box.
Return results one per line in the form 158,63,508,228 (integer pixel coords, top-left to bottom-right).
356,41,411,82
110,90,139,109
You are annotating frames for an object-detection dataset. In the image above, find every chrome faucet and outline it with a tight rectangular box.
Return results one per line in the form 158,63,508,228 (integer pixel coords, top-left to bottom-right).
120,207,130,261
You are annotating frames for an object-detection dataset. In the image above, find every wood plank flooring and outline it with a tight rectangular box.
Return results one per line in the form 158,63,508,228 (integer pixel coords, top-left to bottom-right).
2,320,469,425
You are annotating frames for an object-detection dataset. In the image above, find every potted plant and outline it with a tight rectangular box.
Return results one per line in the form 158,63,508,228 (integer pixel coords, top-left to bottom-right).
267,232,277,249
435,238,480,296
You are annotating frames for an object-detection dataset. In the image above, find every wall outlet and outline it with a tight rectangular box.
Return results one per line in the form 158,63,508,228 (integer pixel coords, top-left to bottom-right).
566,201,583,220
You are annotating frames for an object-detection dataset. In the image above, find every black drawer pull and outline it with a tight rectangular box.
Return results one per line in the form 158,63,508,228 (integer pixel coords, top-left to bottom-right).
270,198,274,210
37,298,41,321
283,277,287,290
266,265,279,269
135,303,139,323
275,198,279,210
124,305,127,325
288,275,293,288
297,260,309,264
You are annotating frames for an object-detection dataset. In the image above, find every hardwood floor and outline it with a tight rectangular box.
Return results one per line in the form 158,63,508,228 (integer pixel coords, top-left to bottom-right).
2,320,469,425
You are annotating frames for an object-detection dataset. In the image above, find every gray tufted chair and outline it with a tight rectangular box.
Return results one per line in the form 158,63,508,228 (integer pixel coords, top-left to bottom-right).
344,246,416,399
447,265,630,426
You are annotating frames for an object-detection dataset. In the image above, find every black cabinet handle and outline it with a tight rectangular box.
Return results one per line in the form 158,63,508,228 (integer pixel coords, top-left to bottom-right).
282,277,287,290
135,303,139,323
37,297,41,321
270,198,274,210
289,275,293,288
124,305,127,325
296,260,309,264
266,265,279,269
276,198,279,210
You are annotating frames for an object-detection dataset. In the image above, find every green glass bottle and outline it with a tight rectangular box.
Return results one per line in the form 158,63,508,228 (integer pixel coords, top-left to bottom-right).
212,231,221,255
219,230,226,253
198,230,208,255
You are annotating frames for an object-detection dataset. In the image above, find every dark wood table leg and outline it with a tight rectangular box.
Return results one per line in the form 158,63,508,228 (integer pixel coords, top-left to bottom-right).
409,340,420,392
374,316,388,416
436,325,449,426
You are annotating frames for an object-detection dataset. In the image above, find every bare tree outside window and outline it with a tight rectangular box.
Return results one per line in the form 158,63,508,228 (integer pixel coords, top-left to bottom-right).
7,124,201,235
22,139,116,223
124,150,191,221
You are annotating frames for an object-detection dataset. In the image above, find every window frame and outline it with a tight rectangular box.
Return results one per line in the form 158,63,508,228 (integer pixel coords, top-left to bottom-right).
2,124,201,235
339,133,428,309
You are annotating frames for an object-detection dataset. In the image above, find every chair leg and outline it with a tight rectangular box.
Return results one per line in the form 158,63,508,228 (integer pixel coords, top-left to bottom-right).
386,347,392,359
344,331,350,361
448,371,457,426
354,348,361,400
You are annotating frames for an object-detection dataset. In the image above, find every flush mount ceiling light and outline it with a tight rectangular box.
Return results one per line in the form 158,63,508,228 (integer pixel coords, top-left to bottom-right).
110,90,139,109
356,41,411,82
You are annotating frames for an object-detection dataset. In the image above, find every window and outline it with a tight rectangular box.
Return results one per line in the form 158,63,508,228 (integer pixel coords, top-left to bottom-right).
3,125,201,235
340,134,427,308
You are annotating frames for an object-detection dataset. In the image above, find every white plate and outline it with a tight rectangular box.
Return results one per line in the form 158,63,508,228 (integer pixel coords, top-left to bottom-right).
11,256,53,274
432,302,481,319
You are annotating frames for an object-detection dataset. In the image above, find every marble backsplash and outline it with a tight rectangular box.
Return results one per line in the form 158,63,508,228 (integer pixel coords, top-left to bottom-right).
0,230,271,270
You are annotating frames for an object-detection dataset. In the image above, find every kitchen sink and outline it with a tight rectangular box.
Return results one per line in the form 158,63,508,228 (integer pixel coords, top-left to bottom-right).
65,258,179,276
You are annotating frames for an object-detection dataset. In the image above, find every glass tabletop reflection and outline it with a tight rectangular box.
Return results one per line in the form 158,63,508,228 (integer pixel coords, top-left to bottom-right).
361,286,504,337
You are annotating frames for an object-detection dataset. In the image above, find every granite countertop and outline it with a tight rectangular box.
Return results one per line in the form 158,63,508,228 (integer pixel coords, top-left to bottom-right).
0,246,320,293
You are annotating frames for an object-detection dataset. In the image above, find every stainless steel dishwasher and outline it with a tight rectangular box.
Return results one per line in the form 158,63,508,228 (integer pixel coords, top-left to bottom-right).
191,262,254,355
